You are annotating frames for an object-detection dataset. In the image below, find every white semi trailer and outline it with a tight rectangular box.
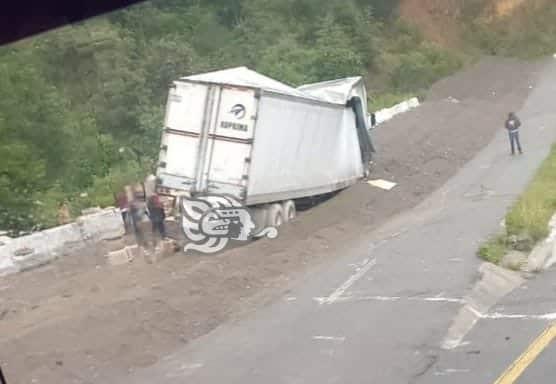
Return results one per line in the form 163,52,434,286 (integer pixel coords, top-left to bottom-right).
156,67,373,228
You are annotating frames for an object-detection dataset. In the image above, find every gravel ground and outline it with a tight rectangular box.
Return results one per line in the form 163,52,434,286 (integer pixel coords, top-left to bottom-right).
0,57,545,384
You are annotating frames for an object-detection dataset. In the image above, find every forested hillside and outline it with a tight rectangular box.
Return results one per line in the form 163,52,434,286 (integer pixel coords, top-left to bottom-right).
1,0,555,235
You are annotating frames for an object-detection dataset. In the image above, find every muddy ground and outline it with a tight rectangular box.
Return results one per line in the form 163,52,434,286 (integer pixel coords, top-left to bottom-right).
0,58,545,384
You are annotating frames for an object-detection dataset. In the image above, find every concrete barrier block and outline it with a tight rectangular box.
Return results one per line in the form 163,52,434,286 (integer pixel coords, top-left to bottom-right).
0,235,12,246
9,232,57,271
0,208,125,278
374,97,420,126
408,97,420,108
526,242,552,272
43,223,82,245
0,251,18,276
78,208,125,241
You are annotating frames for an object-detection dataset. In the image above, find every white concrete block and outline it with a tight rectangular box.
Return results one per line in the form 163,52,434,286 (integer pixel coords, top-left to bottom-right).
408,97,420,108
78,207,125,241
373,97,420,126
0,208,124,277
0,251,18,276
526,242,552,272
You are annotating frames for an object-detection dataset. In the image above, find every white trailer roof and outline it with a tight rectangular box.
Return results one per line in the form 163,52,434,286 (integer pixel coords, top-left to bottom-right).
297,77,365,104
182,66,312,99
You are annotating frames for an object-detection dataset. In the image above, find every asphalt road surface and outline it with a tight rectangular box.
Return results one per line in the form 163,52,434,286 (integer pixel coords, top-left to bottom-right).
121,61,556,384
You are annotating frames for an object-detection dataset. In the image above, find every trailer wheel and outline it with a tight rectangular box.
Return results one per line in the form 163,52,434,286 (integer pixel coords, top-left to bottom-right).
281,200,296,222
266,203,284,228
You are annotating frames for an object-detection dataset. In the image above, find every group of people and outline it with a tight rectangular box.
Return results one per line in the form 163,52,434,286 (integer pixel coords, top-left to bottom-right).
116,188,166,245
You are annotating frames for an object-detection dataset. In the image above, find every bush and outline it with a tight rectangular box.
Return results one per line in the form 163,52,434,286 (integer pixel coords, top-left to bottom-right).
389,43,463,92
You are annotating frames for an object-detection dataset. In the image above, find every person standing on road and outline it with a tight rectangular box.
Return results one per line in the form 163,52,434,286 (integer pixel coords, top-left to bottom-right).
505,112,523,155
147,192,166,242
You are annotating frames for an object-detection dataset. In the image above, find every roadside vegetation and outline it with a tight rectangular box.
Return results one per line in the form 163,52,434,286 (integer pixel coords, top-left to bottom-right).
3,0,556,236
478,144,556,265
465,1,556,58
0,0,464,235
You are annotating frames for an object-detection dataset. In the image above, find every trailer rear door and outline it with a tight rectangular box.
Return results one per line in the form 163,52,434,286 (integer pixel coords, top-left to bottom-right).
158,82,257,201
199,86,258,199
158,81,208,191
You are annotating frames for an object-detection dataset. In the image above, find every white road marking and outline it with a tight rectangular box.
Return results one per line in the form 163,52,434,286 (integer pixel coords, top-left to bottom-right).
320,257,377,304
443,306,556,349
483,312,556,321
434,368,470,376
312,336,346,342
420,297,464,304
165,363,204,378
320,295,464,305
285,297,297,302
338,295,401,302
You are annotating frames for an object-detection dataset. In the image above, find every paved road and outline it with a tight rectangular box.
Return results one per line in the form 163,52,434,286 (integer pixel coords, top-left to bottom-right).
122,61,556,384
416,267,556,383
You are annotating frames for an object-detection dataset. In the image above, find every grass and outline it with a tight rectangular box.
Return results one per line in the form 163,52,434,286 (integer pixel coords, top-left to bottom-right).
478,144,556,264
478,234,507,265
505,145,556,241
369,92,416,111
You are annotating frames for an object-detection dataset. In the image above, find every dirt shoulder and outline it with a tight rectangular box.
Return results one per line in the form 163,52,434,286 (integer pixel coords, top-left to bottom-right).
0,58,544,384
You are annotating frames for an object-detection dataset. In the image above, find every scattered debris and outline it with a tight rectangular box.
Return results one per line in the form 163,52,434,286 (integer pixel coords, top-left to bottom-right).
507,233,533,252
106,247,136,266
144,239,178,264
500,251,527,271
446,96,460,103
367,179,397,191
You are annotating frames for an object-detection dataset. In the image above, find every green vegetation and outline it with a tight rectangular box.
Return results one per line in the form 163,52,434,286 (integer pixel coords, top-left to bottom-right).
478,234,508,265
506,144,556,241
0,0,466,235
478,144,556,265
464,1,556,58
4,0,556,235
369,92,416,111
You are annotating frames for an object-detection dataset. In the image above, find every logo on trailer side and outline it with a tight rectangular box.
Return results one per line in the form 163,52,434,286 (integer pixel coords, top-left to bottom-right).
180,194,277,254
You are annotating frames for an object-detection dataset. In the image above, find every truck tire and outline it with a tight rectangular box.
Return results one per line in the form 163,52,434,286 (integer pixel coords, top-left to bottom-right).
250,206,268,234
266,203,284,228
281,200,296,222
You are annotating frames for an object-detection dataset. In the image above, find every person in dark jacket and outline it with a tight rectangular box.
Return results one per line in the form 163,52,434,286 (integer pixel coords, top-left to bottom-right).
505,112,523,155
147,193,166,241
